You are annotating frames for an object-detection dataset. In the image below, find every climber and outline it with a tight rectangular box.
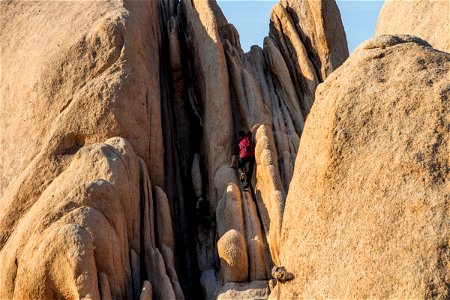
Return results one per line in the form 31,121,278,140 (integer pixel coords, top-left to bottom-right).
230,123,263,191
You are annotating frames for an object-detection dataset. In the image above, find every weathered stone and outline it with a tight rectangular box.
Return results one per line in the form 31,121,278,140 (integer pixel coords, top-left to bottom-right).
216,183,245,238
275,35,450,299
264,36,305,134
0,138,144,298
150,248,177,300
217,230,249,283
182,0,233,210
376,0,449,52
216,281,269,300
0,0,179,296
214,165,239,202
0,135,182,299
167,266,185,300
242,191,271,281
272,0,349,81
271,266,294,283
254,125,286,266
0,0,164,198
0,0,351,298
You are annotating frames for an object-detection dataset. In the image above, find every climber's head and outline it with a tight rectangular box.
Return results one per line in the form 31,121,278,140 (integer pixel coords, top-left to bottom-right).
238,130,246,138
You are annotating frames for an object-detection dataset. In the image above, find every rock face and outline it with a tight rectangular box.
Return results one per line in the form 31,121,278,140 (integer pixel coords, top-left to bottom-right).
0,0,164,194
273,35,450,299
181,0,348,295
0,137,180,299
0,0,189,298
0,0,349,298
217,229,249,283
216,281,269,300
376,0,449,53
272,0,349,81
0,0,176,298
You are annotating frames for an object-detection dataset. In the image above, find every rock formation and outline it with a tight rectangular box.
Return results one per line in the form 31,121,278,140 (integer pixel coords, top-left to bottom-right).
217,229,249,283
216,281,269,300
376,0,449,53
0,0,348,298
0,0,176,298
0,137,181,299
4,0,446,298
181,0,348,295
272,35,450,299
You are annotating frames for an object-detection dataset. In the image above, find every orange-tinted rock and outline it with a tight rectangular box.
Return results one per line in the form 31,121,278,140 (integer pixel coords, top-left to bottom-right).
0,0,351,298
275,35,450,299
217,229,249,283
376,0,449,52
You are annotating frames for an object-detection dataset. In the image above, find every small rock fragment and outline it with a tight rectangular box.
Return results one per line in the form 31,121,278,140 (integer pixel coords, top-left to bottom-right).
271,266,294,283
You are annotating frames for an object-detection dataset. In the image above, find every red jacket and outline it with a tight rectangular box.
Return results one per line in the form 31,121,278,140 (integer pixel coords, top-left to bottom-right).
234,131,255,158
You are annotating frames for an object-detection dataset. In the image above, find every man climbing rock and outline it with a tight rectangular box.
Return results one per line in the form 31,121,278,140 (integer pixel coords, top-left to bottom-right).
230,123,262,191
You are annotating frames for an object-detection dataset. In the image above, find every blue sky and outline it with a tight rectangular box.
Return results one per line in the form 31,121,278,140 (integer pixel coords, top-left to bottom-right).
217,0,385,53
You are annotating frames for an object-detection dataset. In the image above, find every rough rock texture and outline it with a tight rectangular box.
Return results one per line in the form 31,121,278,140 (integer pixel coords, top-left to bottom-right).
241,191,271,282
272,0,349,81
182,0,233,210
217,229,249,283
209,2,347,292
254,125,285,265
0,137,179,299
376,0,449,53
176,0,348,294
99,272,113,300
271,266,294,283
216,281,269,300
216,183,245,238
0,0,349,298
203,0,347,289
0,0,164,195
0,0,189,298
273,35,450,299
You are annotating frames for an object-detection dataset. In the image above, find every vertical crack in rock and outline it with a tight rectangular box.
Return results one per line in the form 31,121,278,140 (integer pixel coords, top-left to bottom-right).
175,0,348,298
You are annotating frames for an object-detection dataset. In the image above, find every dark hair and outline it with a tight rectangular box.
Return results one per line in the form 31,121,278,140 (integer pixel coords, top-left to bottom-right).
238,130,246,138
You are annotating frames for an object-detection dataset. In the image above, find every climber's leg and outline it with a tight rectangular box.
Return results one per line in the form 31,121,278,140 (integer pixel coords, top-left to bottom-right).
238,158,245,183
243,156,255,190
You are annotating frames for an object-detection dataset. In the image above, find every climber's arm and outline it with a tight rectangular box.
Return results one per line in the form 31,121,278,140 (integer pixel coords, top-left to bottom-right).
250,123,263,134
230,155,236,168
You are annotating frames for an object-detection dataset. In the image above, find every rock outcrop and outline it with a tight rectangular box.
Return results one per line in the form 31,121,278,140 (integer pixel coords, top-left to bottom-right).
0,0,180,298
181,0,348,295
0,0,349,298
376,0,449,53
273,35,450,299
0,137,180,299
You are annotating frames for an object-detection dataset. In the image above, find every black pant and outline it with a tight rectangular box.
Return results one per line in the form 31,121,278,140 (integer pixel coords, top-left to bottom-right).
238,156,255,188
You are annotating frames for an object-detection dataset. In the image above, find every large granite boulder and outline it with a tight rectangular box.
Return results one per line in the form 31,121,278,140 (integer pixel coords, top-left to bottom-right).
273,35,449,298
